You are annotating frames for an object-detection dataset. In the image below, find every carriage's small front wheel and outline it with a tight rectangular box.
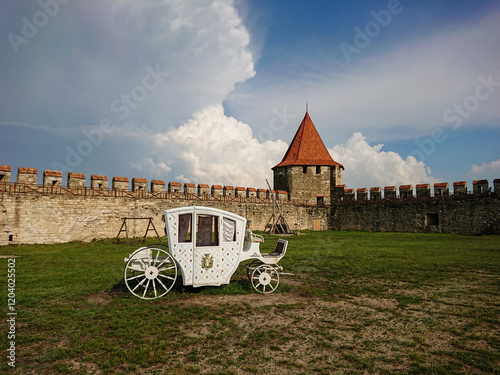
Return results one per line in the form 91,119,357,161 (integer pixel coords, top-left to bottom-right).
251,264,279,294
124,247,177,300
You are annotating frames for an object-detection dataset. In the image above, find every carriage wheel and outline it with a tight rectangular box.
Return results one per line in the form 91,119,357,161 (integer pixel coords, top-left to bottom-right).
251,264,279,294
246,260,262,280
124,247,177,300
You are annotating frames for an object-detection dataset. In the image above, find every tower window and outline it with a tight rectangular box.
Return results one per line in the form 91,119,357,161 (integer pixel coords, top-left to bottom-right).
316,166,321,174
317,196,325,206
303,166,307,174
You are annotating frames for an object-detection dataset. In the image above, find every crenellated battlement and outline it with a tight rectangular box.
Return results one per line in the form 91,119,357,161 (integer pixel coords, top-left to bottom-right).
1,165,499,206
333,179,500,204
0,165,290,203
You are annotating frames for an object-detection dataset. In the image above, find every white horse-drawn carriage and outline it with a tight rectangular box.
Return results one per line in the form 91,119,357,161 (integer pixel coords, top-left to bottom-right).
124,206,289,299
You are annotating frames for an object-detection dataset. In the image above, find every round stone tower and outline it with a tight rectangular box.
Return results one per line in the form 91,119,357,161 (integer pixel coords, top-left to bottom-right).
272,110,343,204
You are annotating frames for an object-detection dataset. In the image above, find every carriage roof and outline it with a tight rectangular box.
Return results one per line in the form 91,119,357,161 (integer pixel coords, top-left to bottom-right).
164,205,246,222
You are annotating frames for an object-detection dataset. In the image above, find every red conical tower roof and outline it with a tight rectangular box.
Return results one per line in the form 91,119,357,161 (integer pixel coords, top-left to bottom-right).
272,111,343,169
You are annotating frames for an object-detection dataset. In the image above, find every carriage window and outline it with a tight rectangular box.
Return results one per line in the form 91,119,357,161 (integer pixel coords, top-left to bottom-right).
178,213,192,242
196,215,219,247
222,217,236,242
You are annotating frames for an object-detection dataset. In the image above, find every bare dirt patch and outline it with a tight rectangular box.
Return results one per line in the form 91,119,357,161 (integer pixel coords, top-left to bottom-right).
177,291,308,308
87,291,114,305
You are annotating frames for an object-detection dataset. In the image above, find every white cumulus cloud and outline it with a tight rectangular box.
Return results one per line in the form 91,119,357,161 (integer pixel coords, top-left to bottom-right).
129,158,172,178
329,132,439,189
154,104,288,188
467,159,500,182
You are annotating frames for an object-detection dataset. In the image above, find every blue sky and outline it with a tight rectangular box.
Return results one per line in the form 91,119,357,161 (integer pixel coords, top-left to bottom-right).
1,0,499,190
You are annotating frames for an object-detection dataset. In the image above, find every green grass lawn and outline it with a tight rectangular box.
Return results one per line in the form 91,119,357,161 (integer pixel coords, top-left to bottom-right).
1,231,499,374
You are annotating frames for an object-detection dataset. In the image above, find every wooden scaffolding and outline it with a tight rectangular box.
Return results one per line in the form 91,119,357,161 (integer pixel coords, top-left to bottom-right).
263,180,292,234
114,217,161,244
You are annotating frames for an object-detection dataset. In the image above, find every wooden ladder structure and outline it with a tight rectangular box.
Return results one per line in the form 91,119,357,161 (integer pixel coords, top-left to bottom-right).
263,180,292,234
115,217,161,244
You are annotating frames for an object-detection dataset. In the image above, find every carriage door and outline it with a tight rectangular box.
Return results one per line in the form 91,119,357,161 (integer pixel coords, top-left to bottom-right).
169,212,195,286
193,214,221,287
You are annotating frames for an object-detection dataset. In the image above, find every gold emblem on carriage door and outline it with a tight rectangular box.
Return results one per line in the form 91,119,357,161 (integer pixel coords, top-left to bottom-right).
201,253,214,270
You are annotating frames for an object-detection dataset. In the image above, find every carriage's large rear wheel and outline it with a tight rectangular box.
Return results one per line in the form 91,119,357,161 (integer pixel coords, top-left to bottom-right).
251,264,279,294
124,246,177,300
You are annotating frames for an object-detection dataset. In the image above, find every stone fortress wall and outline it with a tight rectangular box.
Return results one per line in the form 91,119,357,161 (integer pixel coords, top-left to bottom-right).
0,166,328,245
331,180,500,235
0,165,499,245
